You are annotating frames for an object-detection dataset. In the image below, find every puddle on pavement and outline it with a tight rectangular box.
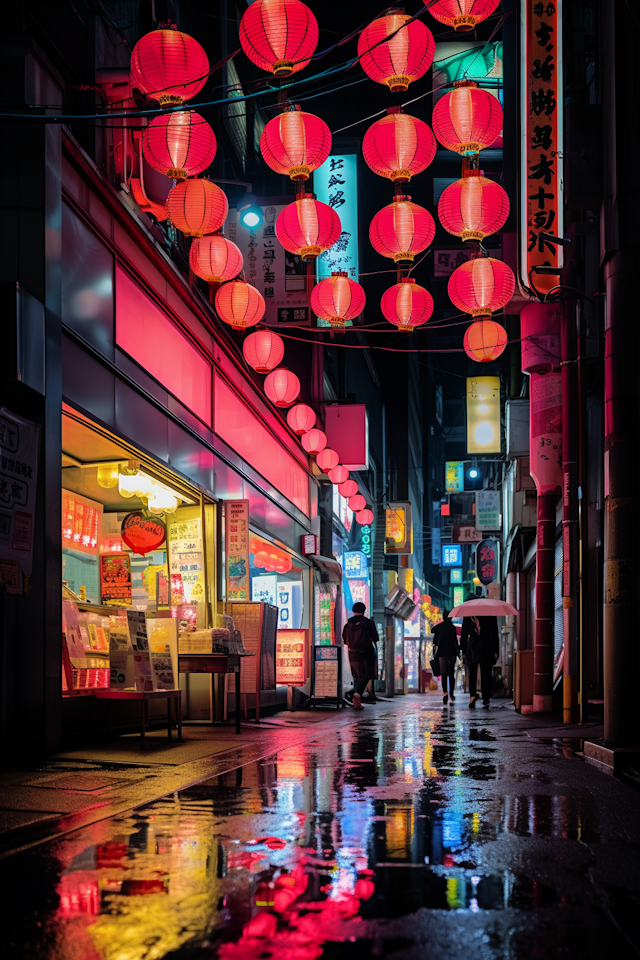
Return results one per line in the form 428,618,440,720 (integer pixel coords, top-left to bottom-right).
0,711,610,959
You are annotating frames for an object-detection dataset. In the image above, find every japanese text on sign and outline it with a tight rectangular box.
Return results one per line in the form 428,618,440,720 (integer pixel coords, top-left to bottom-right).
225,500,249,601
315,155,359,294
522,0,563,295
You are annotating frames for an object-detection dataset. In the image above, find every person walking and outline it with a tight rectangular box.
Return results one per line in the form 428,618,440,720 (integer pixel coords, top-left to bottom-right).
342,602,379,710
432,610,460,705
461,612,499,708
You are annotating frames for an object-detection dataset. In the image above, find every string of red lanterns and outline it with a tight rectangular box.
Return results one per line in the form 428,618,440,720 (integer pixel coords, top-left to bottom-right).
362,108,436,183
243,330,285,374
260,106,332,182
370,196,435,265
427,0,501,32
357,11,435,93
189,235,243,283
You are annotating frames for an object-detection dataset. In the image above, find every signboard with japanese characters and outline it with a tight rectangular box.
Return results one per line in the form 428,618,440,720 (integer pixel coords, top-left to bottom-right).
521,0,563,295
227,205,309,326
275,628,308,686
475,491,502,531
314,154,360,326
225,500,250,601
445,461,464,493
301,533,318,556
476,538,500,585
453,526,483,544
442,544,463,567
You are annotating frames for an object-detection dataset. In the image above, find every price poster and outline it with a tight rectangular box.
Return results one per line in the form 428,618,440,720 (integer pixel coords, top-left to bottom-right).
168,518,205,603
100,553,132,605
276,629,308,686
313,645,339,699
225,500,249,601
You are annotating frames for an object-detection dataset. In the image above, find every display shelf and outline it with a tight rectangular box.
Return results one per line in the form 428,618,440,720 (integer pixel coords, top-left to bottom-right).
75,602,129,616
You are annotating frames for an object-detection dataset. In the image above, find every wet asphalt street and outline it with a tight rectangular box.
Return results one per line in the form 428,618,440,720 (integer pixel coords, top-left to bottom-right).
2,696,640,960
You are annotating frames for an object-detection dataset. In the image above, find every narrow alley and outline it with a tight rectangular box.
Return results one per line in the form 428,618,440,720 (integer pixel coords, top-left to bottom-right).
2,698,639,960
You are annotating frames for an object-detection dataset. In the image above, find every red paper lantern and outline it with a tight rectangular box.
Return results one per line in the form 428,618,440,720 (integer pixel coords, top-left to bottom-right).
355,509,374,525
370,196,435,264
287,404,316,434
349,494,366,513
261,107,331,181
338,479,358,498
264,367,300,406
167,179,228,237
243,329,285,373
239,0,319,77
144,111,216,179
317,448,339,472
358,12,435,93
328,465,349,485
432,81,503,155
276,195,341,260
301,429,327,454
215,280,265,330
428,0,500,31
463,319,508,362
438,170,509,242
381,278,434,333
310,273,366,328
363,108,436,183
131,27,209,106
189,235,243,282
448,257,515,318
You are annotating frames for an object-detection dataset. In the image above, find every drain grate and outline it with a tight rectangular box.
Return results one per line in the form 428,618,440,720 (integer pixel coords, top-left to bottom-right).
26,772,129,792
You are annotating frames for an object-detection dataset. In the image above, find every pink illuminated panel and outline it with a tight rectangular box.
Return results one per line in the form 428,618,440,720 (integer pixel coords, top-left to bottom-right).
116,267,212,426
324,404,369,470
215,376,309,516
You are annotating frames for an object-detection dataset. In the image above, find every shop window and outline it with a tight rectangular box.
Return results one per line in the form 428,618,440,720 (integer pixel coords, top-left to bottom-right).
115,267,212,427
248,533,304,631
215,375,309,516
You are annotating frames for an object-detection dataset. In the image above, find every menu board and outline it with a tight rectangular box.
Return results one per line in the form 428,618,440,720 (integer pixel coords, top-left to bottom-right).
314,645,339,699
100,553,132,606
315,583,336,645
168,517,205,604
225,500,249,601
276,629,307,686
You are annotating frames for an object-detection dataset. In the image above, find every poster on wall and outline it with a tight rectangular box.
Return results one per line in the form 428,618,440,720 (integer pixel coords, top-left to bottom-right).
100,553,132,606
225,500,249,601
252,575,277,605
0,409,40,594
168,517,205,603
276,628,308,686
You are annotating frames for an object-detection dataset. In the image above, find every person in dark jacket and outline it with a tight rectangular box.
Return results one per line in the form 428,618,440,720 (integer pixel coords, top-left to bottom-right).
342,602,379,710
461,612,499,708
432,610,460,704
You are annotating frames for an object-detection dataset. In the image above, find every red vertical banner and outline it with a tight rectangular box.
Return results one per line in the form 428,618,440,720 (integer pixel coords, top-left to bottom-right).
522,1,562,296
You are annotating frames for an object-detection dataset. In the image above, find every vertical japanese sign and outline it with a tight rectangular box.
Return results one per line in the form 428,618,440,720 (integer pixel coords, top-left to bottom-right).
476,539,500,585
0,409,40,594
314,154,359,325
522,0,563,296
225,500,249,601
475,491,501,530
445,461,464,493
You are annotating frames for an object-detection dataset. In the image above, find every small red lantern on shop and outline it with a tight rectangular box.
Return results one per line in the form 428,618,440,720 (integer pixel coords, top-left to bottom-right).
349,494,366,513
463,319,508,362
358,12,435,93
438,170,510,242
448,257,515,317
261,106,331,181
310,273,366,328
239,0,319,76
355,508,374,525
363,108,436,183
370,196,435,264
287,404,316,434
264,368,300,407
131,26,209,106
189,235,243,282
427,0,500,31
328,465,349,485
215,280,265,330
301,429,327,455
167,179,228,237
432,81,502,155
338,479,358,498
243,329,285,373
316,448,339,472
144,111,216,179
381,277,434,333
276,195,341,260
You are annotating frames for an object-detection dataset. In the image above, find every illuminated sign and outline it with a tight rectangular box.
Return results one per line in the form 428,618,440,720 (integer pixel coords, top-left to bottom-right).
276,628,307,686
252,575,276,605
385,502,413,554
521,0,563,296
225,500,250,601
476,491,501,530
445,461,464,493
62,491,101,555
450,568,463,584
453,586,465,607
360,525,372,559
277,582,293,628
344,551,368,580
442,544,463,567
477,538,499,584
466,377,501,455
315,154,359,317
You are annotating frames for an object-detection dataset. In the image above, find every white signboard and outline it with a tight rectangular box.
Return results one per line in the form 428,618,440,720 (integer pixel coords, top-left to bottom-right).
476,491,501,531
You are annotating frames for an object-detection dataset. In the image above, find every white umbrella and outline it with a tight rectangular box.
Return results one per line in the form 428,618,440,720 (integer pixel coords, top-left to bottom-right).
449,598,518,617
